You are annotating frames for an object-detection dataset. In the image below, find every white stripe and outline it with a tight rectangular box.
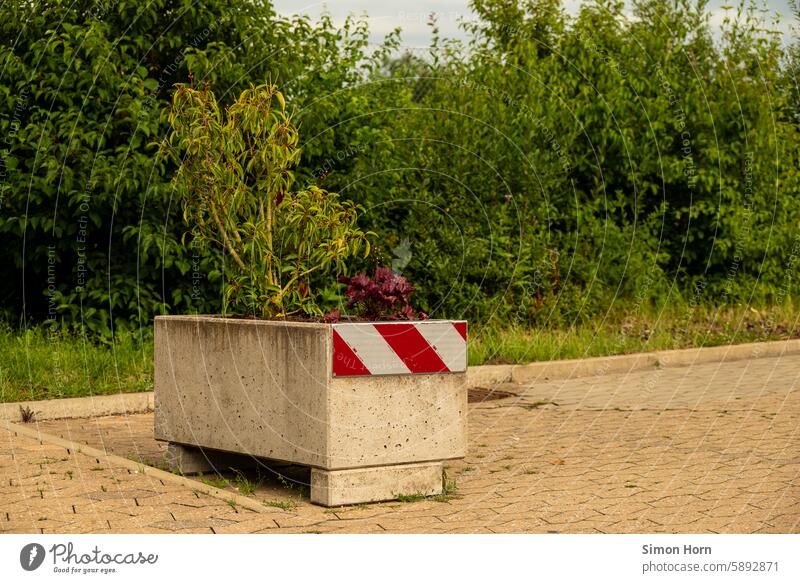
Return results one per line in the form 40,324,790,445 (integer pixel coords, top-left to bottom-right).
413,322,467,372
333,324,410,375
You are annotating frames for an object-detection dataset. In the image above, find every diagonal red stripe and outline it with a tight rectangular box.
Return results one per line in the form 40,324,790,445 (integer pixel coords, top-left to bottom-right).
453,321,467,341
332,329,371,376
373,323,450,373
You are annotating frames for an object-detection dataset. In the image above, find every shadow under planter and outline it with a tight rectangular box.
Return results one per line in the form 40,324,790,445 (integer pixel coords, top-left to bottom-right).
154,315,468,506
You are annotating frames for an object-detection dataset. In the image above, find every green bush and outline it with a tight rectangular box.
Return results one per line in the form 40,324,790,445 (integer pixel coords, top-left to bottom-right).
321,0,800,325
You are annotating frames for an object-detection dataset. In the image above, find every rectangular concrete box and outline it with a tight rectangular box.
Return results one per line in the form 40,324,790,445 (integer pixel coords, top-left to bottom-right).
153,316,467,504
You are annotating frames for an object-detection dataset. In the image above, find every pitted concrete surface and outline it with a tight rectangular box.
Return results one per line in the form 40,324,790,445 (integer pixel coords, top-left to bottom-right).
2,354,798,533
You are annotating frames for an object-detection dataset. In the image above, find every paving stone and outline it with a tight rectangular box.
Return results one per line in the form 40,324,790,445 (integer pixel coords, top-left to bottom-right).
3,353,798,533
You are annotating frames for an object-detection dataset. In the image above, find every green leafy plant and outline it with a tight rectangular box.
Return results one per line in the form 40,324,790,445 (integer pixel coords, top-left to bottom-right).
163,83,371,318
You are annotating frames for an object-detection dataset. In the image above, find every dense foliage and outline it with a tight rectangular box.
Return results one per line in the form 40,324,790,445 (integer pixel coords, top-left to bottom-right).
329,0,800,327
0,0,394,334
1,0,798,336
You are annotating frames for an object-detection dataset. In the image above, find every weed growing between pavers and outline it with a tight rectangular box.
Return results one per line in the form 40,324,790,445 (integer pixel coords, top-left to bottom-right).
191,465,310,508
201,476,230,490
231,469,260,496
263,499,297,511
19,405,37,422
395,492,428,503
393,470,461,504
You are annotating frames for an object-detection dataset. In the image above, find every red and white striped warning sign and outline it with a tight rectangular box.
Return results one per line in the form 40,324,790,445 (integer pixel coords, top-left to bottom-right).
332,321,467,377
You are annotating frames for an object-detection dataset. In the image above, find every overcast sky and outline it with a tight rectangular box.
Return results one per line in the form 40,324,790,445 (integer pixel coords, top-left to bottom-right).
273,0,797,49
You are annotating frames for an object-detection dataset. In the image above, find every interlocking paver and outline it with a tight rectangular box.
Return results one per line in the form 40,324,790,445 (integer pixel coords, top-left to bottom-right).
2,353,798,532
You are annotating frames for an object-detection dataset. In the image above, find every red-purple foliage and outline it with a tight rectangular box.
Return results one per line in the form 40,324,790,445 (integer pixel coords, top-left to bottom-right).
328,267,428,322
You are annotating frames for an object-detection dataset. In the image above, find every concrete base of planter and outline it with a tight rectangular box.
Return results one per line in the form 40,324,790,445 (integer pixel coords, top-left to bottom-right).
165,443,257,475
310,462,443,506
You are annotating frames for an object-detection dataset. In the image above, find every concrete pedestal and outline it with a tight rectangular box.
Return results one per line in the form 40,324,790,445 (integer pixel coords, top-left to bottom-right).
165,443,255,475
310,462,443,506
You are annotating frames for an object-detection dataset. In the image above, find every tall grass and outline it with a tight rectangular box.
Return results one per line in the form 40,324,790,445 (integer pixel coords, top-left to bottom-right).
1,302,797,402
469,304,800,365
0,324,152,402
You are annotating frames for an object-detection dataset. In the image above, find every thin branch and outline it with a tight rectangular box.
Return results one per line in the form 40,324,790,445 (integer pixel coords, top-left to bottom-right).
208,200,246,271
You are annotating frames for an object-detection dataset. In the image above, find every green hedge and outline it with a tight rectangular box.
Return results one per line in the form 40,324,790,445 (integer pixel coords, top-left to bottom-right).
325,0,800,325
2,0,798,336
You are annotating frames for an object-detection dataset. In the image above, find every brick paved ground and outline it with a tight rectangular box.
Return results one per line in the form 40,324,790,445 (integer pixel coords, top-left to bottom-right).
2,354,798,533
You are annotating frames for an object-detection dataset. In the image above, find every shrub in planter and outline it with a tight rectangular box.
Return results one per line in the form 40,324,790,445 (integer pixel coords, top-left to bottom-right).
155,84,467,506
162,83,371,318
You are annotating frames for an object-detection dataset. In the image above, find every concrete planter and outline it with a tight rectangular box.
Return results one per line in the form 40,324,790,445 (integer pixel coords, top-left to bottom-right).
154,315,468,506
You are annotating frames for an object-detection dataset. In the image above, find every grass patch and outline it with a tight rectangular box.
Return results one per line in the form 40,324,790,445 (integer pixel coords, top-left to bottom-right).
469,304,799,365
2,303,797,403
19,405,37,422
395,492,427,503
521,400,558,410
0,323,152,402
201,476,230,490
